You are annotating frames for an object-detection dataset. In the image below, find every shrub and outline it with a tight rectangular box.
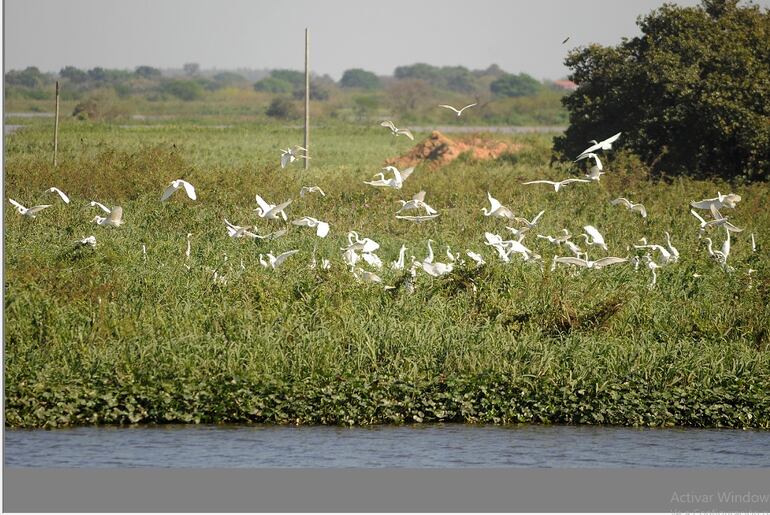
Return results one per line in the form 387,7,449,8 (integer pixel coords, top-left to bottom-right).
265,97,298,119
254,77,294,94
490,73,541,98
553,0,770,181
340,68,381,90
162,79,204,101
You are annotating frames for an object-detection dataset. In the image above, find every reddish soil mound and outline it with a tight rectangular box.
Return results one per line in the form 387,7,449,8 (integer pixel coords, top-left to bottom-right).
385,130,522,169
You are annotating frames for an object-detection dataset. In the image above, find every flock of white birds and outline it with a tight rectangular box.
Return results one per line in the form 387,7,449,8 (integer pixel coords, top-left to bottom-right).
7,105,759,291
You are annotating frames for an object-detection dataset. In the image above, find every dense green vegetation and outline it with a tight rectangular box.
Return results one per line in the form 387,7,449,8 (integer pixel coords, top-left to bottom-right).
4,119,769,428
4,62,569,127
554,0,770,181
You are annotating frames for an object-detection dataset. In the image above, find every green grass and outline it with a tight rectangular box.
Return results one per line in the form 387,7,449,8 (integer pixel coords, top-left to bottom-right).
4,121,769,428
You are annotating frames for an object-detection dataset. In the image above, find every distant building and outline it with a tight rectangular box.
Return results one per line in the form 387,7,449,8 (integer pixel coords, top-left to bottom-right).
552,80,578,91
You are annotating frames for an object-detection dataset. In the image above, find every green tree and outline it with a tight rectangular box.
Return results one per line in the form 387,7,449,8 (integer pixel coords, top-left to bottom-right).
490,73,541,97
6,67,47,88
135,66,162,79
162,79,204,101
339,68,380,89
270,69,305,89
553,0,770,181
253,77,294,93
60,66,88,83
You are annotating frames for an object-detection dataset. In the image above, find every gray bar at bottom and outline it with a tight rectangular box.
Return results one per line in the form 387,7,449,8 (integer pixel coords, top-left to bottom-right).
4,468,770,513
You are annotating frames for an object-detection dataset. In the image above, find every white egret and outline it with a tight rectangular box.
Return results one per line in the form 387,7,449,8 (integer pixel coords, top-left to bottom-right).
391,244,408,270
537,229,572,245
575,132,622,160
505,226,529,241
89,200,111,213
76,235,97,247
522,178,590,192
421,261,454,277
690,208,740,236
642,254,660,287
46,187,70,204
580,225,608,251
342,247,360,270
364,165,415,190
224,219,262,239
423,239,435,264
690,192,741,210
576,153,604,181
93,206,124,227
280,146,309,168
634,243,673,265
466,250,485,267
292,216,330,238
380,120,414,140
708,205,743,233
259,249,299,269
397,190,437,215
343,231,380,253
8,198,52,218
361,252,384,269
160,179,197,201
481,192,515,219
438,103,477,117
513,210,545,230
352,267,384,284
185,233,192,260
751,233,756,252
564,240,586,258
610,198,647,218
254,194,291,221
299,186,325,197
664,231,680,262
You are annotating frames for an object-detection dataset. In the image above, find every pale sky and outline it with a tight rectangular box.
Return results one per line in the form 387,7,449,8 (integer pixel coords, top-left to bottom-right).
5,0,769,80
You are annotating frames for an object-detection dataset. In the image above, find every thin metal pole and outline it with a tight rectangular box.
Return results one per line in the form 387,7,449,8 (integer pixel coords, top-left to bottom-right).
53,81,60,167
304,28,310,170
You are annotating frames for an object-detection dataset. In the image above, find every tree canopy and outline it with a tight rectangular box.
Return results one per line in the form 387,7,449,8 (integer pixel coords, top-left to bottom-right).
554,0,770,181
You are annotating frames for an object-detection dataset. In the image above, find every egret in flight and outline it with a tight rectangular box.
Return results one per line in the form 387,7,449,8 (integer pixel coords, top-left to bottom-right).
46,187,70,204
380,120,414,140
575,132,622,161
161,179,197,201
438,103,477,117
522,178,590,192
299,186,325,197
280,146,309,168
8,198,52,218
610,198,647,218
292,216,330,238
255,194,291,220
482,192,515,219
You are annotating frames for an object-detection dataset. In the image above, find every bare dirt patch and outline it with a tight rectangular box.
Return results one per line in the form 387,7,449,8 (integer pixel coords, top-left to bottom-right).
385,130,523,169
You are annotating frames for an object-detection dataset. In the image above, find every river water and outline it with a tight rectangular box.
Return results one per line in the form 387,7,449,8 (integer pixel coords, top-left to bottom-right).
5,424,769,468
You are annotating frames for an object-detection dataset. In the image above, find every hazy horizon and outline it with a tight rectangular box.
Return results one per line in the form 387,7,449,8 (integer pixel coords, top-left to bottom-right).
5,0,770,81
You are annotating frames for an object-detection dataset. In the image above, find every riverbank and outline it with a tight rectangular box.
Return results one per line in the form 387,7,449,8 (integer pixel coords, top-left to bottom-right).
4,122,769,429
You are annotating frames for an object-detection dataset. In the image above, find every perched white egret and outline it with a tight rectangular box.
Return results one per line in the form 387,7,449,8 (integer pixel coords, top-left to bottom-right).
423,239,436,264
46,187,70,204
664,231,680,262
299,186,325,197
522,178,590,192
391,244,408,270
642,254,660,288
575,132,622,161
280,146,309,168
421,261,454,277
76,235,97,247
466,250,485,267
690,192,742,210
704,229,732,269
751,233,756,252
438,103,477,117
254,194,291,220
342,247,360,270
397,190,437,215
580,225,608,251
93,206,124,227
8,198,52,218
610,198,647,218
482,192,515,219
361,252,384,269
380,120,414,140
259,249,299,269
352,267,384,284
292,216,330,238
160,179,197,201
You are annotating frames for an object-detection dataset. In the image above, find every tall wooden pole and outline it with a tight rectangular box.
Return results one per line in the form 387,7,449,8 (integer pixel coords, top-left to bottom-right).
53,81,60,167
304,28,310,170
